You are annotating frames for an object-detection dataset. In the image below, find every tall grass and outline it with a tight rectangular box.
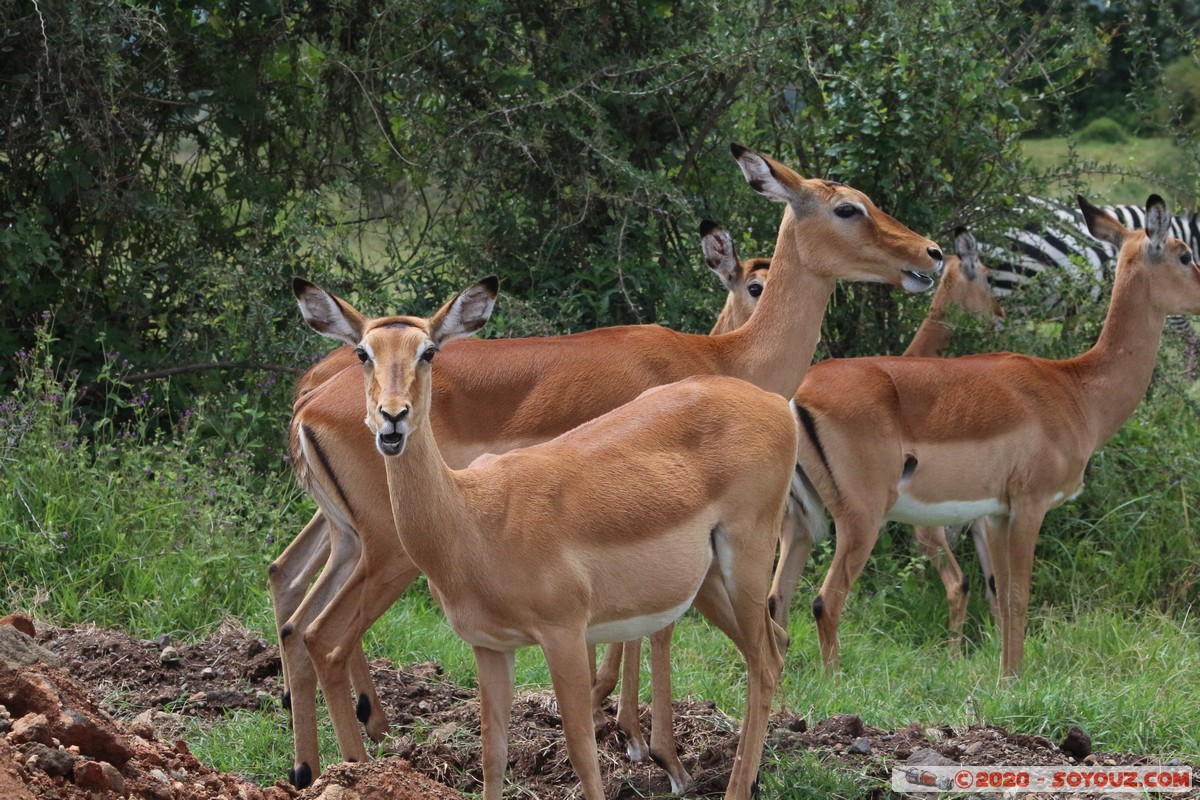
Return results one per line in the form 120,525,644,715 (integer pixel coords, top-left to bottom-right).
0,321,307,637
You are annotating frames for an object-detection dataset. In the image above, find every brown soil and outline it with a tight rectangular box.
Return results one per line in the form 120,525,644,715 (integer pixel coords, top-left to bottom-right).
1,613,1195,799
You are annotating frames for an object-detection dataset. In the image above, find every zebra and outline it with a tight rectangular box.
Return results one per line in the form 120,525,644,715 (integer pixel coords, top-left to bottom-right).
984,196,1198,347
986,196,1199,297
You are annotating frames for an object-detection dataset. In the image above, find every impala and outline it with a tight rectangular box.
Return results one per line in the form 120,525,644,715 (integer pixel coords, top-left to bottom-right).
292,276,799,800
270,144,944,788
788,195,1197,677
769,228,1006,653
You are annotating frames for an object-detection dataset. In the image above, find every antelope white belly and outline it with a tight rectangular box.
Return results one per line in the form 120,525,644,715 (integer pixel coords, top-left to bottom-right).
887,491,1007,526
586,598,694,645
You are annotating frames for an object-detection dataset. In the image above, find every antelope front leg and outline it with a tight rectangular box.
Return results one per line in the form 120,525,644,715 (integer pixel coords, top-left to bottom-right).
813,515,882,673
305,556,419,768
767,509,814,628
541,629,606,800
473,646,515,800
616,638,649,762
986,506,1046,679
912,525,969,657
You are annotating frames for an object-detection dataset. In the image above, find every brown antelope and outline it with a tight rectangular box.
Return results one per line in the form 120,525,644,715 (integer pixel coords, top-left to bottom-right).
291,276,799,800
788,195,1198,677
269,143,945,789
770,228,1006,653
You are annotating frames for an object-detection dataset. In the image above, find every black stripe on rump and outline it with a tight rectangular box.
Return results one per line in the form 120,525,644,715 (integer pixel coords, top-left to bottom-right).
794,404,837,498
301,424,352,513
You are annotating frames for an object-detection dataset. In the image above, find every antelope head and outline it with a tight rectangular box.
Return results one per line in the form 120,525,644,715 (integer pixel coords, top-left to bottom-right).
293,277,499,457
1080,194,1200,316
730,142,944,292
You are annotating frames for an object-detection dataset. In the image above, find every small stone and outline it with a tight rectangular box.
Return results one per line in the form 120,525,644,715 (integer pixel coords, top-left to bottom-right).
907,747,958,767
0,612,36,637
200,667,215,679
255,691,275,709
786,717,808,733
75,759,124,793
153,633,173,648
1059,726,1092,760
923,727,947,743
964,741,984,757
8,712,52,746
847,736,872,755
25,742,76,777
160,646,180,664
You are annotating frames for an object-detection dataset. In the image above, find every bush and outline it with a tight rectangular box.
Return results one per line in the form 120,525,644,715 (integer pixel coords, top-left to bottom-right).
1077,116,1133,143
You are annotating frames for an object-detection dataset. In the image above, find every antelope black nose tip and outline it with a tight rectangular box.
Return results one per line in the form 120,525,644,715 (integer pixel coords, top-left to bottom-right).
380,406,410,424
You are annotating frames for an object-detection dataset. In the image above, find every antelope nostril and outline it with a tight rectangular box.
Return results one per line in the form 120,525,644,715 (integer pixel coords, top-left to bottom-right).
379,406,410,424
927,246,944,263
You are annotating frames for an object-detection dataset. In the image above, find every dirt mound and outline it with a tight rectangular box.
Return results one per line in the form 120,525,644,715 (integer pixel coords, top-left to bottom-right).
3,615,1196,799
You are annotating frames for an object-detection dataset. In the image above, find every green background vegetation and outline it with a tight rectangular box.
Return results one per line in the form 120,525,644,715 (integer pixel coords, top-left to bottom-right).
2,0,1199,794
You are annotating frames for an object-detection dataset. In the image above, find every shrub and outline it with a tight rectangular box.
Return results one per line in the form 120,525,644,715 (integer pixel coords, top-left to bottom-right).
1077,116,1133,143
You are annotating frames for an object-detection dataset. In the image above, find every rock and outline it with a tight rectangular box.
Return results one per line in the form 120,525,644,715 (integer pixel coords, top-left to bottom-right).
0,614,36,638
964,740,985,757
204,689,246,708
200,667,216,678
160,646,181,664
74,758,125,794
24,742,77,777
847,736,872,755
1059,726,1092,760
907,747,958,767
786,716,807,733
318,785,362,800
153,633,173,648
0,626,58,669
7,713,52,746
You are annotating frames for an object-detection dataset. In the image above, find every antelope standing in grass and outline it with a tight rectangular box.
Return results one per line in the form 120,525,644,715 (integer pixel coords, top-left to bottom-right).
792,195,1198,677
292,276,798,800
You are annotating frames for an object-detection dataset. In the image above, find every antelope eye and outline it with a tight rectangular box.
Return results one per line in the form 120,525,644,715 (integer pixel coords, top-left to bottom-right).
747,282,764,298
420,347,437,363
354,347,369,363
834,203,860,219
1182,250,1193,266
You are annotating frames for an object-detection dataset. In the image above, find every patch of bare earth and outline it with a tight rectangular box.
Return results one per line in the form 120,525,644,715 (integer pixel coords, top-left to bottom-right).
2,614,1196,798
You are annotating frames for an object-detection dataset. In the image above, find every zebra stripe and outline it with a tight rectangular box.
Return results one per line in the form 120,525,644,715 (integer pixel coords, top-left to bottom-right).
986,197,1198,298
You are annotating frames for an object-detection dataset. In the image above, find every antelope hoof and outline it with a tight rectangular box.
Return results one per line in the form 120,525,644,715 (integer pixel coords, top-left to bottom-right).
289,762,313,790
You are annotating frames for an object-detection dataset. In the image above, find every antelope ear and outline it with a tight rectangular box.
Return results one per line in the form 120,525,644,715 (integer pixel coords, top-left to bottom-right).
1143,194,1171,254
730,143,817,213
954,227,979,279
700,220,741,291
1078,195,1127,249
429,276,499,345
293,278,367,345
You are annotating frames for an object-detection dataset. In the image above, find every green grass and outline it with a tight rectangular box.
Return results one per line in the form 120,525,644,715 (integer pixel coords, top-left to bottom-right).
1020,136,1200,207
